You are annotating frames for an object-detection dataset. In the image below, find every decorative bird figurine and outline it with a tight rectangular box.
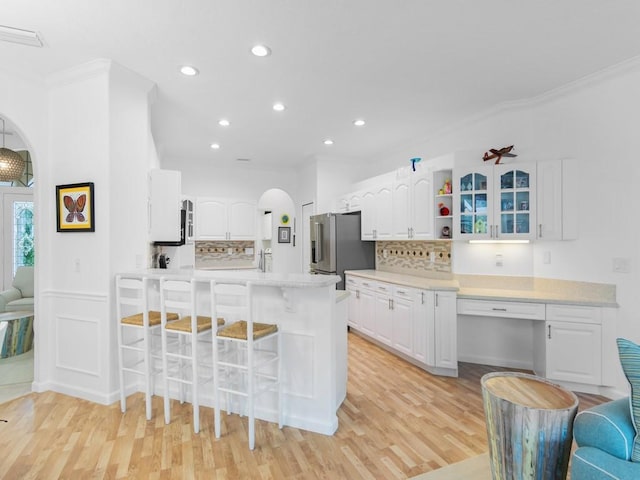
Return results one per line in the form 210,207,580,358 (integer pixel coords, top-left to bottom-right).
483,145,517,164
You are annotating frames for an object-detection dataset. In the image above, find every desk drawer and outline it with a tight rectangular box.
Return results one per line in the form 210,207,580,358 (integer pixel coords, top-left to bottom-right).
546,304,602,325
457,299,546,320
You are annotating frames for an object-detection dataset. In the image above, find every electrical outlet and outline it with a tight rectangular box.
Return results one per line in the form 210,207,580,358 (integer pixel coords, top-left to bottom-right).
543,251,551,264
613,257,631,273
495,253,503,267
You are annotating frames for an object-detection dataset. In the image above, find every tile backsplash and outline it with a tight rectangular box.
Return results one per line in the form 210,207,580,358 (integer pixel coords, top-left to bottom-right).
376,240,452,277
195,240,255,269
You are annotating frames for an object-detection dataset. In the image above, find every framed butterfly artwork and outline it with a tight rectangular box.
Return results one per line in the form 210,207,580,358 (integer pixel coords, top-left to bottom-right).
56,182,95,232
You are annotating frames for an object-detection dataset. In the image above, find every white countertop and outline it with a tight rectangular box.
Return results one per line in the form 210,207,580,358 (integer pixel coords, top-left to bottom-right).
344,269,459,291
345,270,618,307
121,268,340,288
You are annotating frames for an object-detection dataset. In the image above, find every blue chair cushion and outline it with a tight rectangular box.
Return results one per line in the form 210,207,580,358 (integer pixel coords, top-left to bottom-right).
572,446,640,480
574,397,635,461
617,338,640,462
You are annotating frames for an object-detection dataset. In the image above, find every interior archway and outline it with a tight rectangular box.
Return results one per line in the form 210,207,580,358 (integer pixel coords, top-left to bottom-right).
257,188,299,274
0,114,36,404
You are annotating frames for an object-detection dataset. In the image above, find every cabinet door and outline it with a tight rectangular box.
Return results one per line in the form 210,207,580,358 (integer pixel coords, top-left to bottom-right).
391,180,411,239
228,200,256,239
392,287,414,356
434,291,457,370
348,192,362,212
410,173,434,239
150,169,182,242
413,290,435,365
374,184,393,240
196,198,228,240
494,164,536,240
375,284,393,346
358,283,376,337
546,321,602,385
360,191,376,240
346,277,360,329
453,166,493,240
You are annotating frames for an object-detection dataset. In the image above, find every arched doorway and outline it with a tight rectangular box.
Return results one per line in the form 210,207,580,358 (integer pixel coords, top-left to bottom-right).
0,115,35,403
257,188,299,274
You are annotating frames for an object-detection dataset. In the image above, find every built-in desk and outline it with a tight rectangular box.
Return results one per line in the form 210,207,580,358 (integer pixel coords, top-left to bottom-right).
346,270,618,394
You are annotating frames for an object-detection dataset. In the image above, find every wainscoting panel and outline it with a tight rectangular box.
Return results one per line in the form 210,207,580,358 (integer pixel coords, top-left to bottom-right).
55,314,100,376
37,289,112,404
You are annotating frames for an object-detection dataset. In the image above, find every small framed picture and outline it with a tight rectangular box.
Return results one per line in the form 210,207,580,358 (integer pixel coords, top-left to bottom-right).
56,182,95,232
278,226,291,243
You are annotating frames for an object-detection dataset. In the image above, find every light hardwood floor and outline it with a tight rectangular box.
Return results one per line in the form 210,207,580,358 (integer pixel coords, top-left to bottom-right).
0,333,607,479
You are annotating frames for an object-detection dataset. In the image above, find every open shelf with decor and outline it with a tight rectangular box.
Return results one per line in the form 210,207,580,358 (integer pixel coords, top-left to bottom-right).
434,169,453,240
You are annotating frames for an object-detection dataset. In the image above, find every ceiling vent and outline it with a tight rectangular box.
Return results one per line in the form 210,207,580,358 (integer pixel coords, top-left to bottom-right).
0,25,43,47
236,158,251,163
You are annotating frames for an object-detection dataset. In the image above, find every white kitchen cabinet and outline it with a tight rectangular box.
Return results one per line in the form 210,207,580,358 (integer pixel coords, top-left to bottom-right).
413,290,435,366
540,304,603,386
536,158,578,240
434,291,457,371
346,277,360,329
392,172,433,240
391,286,415,357
358,280,376,337
361,184,393,240
374,283,393,346
545,320,602,385
453,163,536,240
346,274,457,376
195,197,256,240
149,169,182,242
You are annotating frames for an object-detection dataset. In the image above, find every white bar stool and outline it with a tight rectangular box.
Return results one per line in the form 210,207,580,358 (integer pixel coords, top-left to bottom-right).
115,275,178,420
212,280,282,450
160,277,223,434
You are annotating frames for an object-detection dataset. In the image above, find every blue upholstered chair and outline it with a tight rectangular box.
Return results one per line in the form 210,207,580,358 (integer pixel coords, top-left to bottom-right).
571,397,640,479
572,338,640,479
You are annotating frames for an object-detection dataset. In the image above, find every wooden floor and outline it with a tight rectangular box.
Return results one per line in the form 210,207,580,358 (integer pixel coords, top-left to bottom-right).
0,333,608,479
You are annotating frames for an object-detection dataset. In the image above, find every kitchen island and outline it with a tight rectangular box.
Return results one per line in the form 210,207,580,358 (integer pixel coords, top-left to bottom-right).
119,268,345,435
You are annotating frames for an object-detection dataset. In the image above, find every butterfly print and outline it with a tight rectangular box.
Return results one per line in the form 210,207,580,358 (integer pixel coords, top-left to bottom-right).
64,194,87,223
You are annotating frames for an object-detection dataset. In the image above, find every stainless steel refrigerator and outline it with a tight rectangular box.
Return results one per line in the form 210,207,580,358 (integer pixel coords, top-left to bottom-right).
310,212,375,289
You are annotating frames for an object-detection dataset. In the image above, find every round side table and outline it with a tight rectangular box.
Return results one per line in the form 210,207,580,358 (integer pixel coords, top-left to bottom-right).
481,372,578,480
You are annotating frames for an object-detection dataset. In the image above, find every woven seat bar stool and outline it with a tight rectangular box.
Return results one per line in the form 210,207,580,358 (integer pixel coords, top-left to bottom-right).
116,275,178,420
212,280,282,450
160,277,223,434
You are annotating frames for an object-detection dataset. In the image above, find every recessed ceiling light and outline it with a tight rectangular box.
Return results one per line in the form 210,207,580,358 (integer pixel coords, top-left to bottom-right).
210,143,220,150
218,119,230,127
179,65,199,76
273,102,286,112
353,119,366,126
251,44,271,57
324,139,334,146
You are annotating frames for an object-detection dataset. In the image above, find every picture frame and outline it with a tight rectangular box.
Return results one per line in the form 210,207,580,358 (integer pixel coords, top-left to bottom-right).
56,182,95,232
278,226,291,243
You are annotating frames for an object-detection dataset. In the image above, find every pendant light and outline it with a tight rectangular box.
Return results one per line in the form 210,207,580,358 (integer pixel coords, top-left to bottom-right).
0,117,25,182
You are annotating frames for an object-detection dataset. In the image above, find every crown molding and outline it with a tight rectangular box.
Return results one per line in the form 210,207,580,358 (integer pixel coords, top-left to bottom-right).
46,59,112,88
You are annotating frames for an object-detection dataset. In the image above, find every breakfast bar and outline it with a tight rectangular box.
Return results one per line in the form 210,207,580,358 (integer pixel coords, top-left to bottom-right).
120,268,345,435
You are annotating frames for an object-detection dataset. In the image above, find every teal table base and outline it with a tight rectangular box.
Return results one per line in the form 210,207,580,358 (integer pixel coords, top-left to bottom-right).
1,315,34,358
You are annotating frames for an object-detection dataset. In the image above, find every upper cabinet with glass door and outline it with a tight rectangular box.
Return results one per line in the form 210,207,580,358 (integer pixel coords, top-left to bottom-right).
495,164,536,240
453,163,536,240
